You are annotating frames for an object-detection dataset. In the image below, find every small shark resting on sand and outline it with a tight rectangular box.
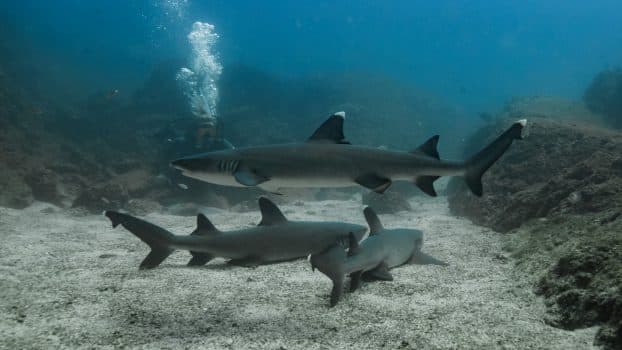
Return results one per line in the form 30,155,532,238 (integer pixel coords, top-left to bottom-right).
310,207,446,307
171,112,526,196
104,197,367,269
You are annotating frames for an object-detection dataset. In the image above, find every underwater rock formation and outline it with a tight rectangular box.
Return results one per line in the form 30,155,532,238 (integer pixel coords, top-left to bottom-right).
584,68,622,128
448,116,622,232
505,216,622,349
448,97,622,349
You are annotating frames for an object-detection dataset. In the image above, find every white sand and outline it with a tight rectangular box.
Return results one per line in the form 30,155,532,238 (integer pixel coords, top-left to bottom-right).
0,198,598,349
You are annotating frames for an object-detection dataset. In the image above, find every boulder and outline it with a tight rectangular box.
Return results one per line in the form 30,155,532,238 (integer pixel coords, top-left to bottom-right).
448,117,622,232
454,96,622,349
584,68,622,128
0,169,33,209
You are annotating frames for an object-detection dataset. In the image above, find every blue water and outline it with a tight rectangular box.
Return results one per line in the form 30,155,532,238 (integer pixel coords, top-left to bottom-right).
2,0,622,113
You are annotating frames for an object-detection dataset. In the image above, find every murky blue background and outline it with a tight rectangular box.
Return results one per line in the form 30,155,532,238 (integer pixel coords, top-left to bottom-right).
2,0,621,114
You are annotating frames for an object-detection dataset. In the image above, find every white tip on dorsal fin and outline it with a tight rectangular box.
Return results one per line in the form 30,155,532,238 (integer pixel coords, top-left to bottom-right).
517,119,527,127
363,207,384,235
257,197,288,226
306,112,350,144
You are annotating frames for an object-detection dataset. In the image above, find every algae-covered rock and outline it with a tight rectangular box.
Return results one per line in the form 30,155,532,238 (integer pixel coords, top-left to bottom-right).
505,216,622,350
450,96,622,349
448,116,622,232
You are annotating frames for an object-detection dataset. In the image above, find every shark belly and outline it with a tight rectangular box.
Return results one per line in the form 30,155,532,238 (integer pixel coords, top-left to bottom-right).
259,176,355,190
180,170,245,187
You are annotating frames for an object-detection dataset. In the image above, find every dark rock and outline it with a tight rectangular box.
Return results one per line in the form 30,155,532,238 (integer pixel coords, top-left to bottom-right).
506,215,622,350
24,167,61,204
0,169,33,208
448,117,622,232
453,97,622,349
584,68,622,128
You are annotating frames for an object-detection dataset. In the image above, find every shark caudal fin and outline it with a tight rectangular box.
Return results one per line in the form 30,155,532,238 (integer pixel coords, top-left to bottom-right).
104,211,175,269
310,239,349,307
464,119,526,196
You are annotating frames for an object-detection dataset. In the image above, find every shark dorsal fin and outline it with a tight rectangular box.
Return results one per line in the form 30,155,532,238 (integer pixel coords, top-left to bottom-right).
411,135,440,160
258,197,288,226
347,232,360,256
307,112,350,144
363,207,384,235
194,214,220,235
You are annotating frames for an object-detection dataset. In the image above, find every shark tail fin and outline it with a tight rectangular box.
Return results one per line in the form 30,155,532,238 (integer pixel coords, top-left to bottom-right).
310,243,347,307
104,211,175,269
464,119,526,196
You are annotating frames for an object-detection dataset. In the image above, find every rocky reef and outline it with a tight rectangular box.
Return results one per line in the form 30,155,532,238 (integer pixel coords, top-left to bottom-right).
447,96,622,349
584,68,622,128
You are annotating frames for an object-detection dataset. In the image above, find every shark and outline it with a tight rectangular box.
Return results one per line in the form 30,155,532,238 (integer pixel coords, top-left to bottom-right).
310,207,447,307
171,112,526,196
104,196,367,269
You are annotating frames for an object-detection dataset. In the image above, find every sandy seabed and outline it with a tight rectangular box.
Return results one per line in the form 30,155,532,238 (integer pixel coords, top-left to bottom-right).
0,197,598,349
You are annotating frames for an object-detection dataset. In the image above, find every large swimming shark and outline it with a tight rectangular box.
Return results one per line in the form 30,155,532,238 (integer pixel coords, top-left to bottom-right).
104,197,367,269
310,207,446,307
171,112,526,196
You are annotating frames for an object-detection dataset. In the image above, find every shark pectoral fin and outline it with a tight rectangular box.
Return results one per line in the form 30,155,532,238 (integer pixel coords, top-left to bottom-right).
349,271,363,292
329,274,345,307
187,252,214,266
228,256,262,268
140,248,174,269
355,173,392,194
415,176,440,197
362,262,393,281
233,169,269,187
411,252,448,266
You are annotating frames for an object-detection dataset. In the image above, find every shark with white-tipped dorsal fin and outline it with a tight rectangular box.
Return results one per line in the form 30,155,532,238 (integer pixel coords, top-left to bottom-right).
105,197,367,269
171,112,526,196
310,207,447,307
